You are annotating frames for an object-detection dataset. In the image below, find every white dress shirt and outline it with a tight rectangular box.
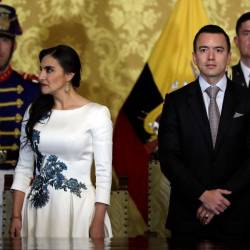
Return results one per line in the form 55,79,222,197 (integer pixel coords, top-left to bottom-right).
199,75,227,117
240,60,250,87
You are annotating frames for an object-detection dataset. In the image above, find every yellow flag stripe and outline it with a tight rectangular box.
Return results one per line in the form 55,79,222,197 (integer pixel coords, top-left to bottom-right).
144,0,209,136
149,0,209,96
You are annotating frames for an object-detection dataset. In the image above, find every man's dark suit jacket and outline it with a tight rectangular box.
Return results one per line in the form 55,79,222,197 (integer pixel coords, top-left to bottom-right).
232,62,248,88
158,78,250,239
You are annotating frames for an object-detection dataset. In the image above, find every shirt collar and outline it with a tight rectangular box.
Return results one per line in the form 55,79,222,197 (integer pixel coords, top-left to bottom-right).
240,60,250,84
199,74,227,93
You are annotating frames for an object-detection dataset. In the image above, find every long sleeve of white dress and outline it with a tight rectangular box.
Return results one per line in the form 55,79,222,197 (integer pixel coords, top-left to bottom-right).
92,106,113,205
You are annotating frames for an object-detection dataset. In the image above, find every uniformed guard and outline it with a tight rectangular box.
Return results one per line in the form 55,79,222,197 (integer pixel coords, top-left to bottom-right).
0,4,40,169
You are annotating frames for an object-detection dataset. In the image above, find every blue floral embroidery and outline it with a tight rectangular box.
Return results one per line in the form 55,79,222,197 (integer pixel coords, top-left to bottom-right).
28,130,87,208
28,176,49,208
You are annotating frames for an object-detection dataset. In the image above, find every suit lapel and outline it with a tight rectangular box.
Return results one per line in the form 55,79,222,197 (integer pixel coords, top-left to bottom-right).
214,80,235,152
232,62,247,87
187,81,213,149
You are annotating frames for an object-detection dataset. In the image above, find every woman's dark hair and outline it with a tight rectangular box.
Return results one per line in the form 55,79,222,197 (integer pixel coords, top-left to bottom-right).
25,44,82,143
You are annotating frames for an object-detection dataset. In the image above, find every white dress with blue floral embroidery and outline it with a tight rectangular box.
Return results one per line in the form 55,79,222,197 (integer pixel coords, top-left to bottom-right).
11,102,113,238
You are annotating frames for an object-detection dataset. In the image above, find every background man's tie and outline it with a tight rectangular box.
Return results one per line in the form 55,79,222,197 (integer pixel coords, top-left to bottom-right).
205,86,220,147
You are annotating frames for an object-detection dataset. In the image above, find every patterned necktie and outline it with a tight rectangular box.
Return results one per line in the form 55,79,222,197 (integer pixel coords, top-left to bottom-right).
205,86,220,147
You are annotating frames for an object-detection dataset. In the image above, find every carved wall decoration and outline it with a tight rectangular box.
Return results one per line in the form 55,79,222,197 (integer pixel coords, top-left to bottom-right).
3,0,250,237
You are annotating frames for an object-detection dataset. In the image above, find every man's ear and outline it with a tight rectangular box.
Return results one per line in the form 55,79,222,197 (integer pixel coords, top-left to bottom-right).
234,36,239,48
227,51,231,66
192,51,197,66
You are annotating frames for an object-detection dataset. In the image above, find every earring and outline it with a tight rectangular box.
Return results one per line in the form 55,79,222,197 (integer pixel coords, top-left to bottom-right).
65,82,70,93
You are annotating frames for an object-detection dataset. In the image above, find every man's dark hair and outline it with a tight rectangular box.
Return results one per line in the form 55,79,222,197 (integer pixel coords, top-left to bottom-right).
193,24,231,52
236,12,250,35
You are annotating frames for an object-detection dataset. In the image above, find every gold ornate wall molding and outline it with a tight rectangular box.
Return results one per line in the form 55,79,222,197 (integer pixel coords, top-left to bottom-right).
3,0,250,236
5,0,250,120
5,0,170,120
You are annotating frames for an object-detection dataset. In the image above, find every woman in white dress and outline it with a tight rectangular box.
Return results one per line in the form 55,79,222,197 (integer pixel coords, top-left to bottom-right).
10,45,113,238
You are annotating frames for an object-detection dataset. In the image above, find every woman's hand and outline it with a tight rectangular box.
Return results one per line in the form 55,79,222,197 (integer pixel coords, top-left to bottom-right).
89,202,107,238
10,191,25,239
89,219,105,238
10,217,22,238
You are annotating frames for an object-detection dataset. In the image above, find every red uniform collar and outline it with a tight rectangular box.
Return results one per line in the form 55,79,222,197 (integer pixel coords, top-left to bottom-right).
0,65,13,82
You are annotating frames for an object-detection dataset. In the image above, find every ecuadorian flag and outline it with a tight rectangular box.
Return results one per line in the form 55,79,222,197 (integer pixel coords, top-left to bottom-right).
113,0,209,225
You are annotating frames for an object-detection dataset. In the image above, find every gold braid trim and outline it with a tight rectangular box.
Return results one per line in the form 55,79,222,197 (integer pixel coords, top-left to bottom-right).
0,128,21,138
0,99,23,108
0,113,22,123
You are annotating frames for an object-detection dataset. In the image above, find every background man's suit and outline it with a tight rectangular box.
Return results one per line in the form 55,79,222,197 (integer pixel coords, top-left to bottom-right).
232,62,248,88
159,78,250,239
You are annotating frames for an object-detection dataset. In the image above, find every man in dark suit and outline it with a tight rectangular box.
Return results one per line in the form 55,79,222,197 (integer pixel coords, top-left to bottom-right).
232,12,250,88
158,24,250,240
